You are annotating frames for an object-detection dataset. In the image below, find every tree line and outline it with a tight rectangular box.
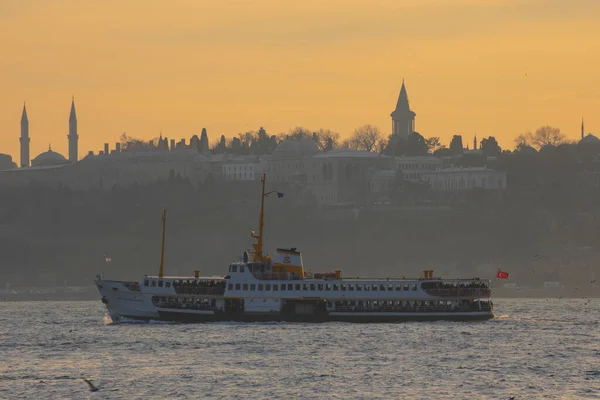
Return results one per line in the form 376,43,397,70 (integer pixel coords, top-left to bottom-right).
118,123,589,158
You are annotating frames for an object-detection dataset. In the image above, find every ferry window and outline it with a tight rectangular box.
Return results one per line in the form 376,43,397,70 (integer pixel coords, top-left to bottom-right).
250,284,256,291
243,284,248,291
403,284,409,291
325,284,331,291
395,285,402,291
333,284,339,291
371,284,377,291
356,284,362,291
341,285,346,291
364,285,370,291
273,284,278,291
266,284,271,291
280,284,286,291
380,284,385,291
240,266,245,273
388,284,393,291
303,284,309,291
158,280,163,287
412,284,417,291
231,265,238,273
166,282,171,288
310,284,316,291
144,279,149,286
151,280,156,287
235,284,241,290
318,284,323,291
295,284,301,290
258,284,264,291
228,284,233,290
288,284,293,290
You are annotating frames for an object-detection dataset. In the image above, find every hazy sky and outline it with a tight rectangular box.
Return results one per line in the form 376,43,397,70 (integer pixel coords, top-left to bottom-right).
1,0,599,160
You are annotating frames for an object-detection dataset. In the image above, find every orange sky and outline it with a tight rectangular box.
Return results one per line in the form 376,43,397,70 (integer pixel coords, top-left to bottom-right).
1,0,599,161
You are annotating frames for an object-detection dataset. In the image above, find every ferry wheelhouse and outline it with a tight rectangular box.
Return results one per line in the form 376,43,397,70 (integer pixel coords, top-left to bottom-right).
95,174,493,323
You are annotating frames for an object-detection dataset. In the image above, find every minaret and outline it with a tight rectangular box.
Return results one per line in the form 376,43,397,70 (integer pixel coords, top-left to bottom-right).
474,135,477,150
581,118,584,140
20,103,30,168
68,97,78,162
390,79,416,138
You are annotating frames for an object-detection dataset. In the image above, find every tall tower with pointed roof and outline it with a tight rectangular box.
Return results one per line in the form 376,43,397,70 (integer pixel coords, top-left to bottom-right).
68,97,78,162
390,80,416,138
20,103,30,168
581,118,585,140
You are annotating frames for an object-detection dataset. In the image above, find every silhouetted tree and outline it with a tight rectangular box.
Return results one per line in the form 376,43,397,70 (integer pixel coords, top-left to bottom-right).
425,137,442,153
200,128,209,153
213,135,227,154
406,132,429,156
231,137,242,153
480,136,502,156
530,126,566,149
346,124,385,152
449,135,464,155
312,129,340,151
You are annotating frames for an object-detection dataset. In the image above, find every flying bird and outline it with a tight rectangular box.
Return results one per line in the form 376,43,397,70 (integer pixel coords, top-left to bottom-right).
81,378,99,392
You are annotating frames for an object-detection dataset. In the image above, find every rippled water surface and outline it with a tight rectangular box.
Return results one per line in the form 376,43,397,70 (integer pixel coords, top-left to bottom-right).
1,299,599,399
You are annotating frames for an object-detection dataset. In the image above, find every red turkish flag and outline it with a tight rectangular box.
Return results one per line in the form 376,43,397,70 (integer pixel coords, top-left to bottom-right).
496,270,509,279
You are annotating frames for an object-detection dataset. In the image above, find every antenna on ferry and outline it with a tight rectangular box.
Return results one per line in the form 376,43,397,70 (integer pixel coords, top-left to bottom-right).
158,209,167,278
251,173,267,262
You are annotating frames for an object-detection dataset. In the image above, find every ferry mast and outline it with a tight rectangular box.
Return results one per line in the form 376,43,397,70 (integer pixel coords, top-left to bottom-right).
252,173,280,262
158,209,167,278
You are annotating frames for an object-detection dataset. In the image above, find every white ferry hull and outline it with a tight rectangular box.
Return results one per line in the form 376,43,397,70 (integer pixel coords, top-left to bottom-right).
96,280,493,323
96,281,158,321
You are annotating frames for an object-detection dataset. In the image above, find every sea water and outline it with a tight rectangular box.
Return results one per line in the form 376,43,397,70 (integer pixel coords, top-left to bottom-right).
0,299,598,399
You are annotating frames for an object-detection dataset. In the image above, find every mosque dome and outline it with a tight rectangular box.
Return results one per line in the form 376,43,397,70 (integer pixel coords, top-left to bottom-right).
580,133,600,145
31,148,69,167
274,139,319,159
0,153,17,170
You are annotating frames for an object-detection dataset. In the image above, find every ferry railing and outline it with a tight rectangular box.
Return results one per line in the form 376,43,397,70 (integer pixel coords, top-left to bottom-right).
173,285,226,295
422,287,491,297
251,272,303,281
333,303,490,313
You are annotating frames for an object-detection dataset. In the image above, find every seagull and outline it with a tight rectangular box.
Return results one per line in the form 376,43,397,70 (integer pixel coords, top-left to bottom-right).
81,378,99,392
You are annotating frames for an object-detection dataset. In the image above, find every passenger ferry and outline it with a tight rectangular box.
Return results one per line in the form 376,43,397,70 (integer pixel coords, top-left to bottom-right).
95,174,493,323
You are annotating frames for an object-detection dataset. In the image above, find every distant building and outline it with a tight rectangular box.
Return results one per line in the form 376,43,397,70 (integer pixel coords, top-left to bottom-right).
422,167,507,191
266,139,320,183
395,156,442,181
390,80,416,138
370,170,396,203
20,103,29,168
68,98,78,162
222,156,267,181
303,149,395,205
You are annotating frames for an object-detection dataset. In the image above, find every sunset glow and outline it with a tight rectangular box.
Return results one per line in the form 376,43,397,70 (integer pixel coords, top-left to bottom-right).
1,0,599,159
